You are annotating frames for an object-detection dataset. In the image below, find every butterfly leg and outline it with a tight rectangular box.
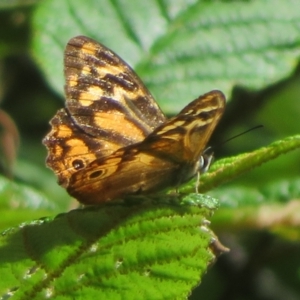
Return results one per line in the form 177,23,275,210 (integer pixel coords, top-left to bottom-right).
195,171,200,194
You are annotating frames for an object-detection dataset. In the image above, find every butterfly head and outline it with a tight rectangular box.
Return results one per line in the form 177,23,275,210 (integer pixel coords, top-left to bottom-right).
199,147,214,174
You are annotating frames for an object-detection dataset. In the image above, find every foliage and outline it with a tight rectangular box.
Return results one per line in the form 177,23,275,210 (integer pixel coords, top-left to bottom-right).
0,0,300,299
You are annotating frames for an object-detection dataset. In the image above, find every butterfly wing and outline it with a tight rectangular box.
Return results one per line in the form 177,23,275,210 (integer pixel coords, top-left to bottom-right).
68,90,225,204
150,89,226,163
64,36,166,137
43,36,166,186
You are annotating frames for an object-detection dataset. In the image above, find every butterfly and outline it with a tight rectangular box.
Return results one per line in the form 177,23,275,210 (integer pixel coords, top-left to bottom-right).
43,36,225,205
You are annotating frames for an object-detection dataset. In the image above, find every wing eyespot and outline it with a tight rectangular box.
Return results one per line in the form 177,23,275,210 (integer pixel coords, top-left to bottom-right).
72,159,85,170
89,170,104,178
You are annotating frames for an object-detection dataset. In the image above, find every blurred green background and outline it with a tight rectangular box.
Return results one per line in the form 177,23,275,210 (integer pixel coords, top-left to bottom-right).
0,0,300,299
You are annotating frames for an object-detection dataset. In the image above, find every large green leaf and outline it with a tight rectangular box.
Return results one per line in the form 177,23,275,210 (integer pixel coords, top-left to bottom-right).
0,194,225,299
31,0,300,113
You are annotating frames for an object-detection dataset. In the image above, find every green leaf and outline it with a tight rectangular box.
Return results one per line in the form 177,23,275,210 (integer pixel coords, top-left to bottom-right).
31,0,300,113
0,194,225,299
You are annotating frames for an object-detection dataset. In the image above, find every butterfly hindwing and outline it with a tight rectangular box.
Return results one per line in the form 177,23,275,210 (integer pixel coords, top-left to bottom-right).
43,109,108,187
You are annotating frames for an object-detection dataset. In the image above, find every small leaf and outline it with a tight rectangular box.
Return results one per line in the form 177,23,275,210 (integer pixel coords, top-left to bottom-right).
0,175,55,210
0,175,57,230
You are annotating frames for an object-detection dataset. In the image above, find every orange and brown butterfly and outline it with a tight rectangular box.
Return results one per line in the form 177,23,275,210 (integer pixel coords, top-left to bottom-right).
43,36,225,205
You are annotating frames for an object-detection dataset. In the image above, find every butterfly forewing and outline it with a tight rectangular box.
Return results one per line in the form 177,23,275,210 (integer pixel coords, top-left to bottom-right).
67,90,225,204
64,36,166,139
43,36,166,186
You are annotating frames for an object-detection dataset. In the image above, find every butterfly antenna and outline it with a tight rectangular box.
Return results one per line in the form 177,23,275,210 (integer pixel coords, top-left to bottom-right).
219,125,263,147
207,125,264,153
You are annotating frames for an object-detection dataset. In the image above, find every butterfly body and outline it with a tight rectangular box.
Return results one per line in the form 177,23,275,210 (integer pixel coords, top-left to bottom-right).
43,36,225,205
